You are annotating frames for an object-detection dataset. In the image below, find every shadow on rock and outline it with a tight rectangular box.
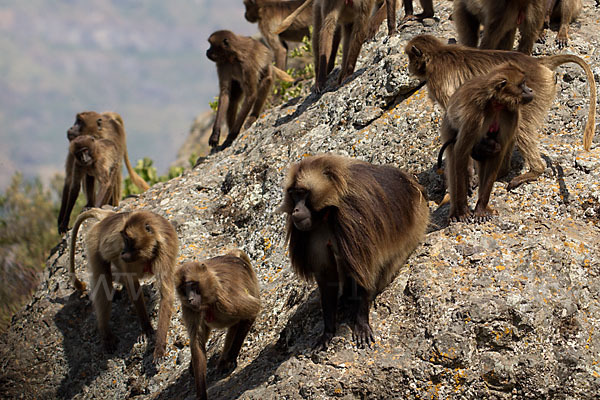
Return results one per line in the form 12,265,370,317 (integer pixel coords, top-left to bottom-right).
157,287,330,399
54,286,156,399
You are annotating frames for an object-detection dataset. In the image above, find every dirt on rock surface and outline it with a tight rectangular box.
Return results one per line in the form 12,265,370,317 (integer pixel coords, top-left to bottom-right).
1,2,600,399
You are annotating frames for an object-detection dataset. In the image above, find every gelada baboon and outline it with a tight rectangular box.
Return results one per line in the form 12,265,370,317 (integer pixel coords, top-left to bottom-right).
69,208,178,361
453,0,545,54
279,154,429,348
58,111,150,234
405,34,596,189
438,63,534,222
541,0,582,48
176,250,260,400
206,30,293,152
67,135,122,213
243,0,313,69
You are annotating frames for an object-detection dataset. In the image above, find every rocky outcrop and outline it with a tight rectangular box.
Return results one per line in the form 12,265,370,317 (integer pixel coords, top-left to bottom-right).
1,2,599,399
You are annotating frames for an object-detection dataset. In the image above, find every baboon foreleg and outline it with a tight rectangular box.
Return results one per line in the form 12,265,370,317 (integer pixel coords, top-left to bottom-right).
58,168,83,234
327,26,342,75
210,79,232,149
447,145,472,222
556,1,574,48
352,285,374,348
84,174,96,207
190,330,209,400
315,277,339,350
473,157,502,222
153,280,174,361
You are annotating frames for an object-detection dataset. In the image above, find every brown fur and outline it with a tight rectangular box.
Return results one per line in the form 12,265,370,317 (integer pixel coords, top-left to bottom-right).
279,154,429,348
453,0,545,54
405,35,596,189
244,0,313,69
367,0,402,37
67,135,122,212
69,208,178,362
58,111,150,234
175,251,260,400
542,0,582,48
439,63,534,222
312,0,383,92
206,30,293,151
402,0,434,21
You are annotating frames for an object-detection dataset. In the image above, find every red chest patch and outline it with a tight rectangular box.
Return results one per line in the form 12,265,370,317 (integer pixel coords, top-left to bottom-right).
143,261,153,274
204,307,215,323
345,0,353,5
488,120,500,133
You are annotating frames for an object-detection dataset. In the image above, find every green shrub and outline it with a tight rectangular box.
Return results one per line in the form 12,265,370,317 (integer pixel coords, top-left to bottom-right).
0,173,60,331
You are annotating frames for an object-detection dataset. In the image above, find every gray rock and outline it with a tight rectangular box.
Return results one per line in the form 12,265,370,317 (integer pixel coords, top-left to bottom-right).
1,1,600,399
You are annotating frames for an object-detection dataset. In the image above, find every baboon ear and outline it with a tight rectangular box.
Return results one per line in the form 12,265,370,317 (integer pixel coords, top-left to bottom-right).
145,223,153,233
495,79,508,91
411,45,422,57
223,38,230,47
96,118,102,129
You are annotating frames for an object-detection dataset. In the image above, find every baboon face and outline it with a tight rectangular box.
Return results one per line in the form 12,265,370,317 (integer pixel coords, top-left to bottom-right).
206,31,236,63
120,217,157,263
288,188,315,231
243,0,259,22
177,281,205,311
67,112,103,141
492,67,535,109
70,136,95,166
405,45,427,77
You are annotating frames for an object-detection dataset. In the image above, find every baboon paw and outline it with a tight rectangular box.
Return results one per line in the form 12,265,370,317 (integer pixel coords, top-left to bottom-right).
244,116,257,129
152,347,167,364
137,330,153,345
352,322,375,348
449,212,472,223
313,332,334,352
556,38,568,49
73,279,86,292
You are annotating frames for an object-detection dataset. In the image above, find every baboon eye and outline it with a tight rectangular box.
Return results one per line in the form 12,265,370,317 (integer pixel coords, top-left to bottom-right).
496,79,507,90
96,118,102,128
223,38,229,47
411,45,422,57
145,223,152,233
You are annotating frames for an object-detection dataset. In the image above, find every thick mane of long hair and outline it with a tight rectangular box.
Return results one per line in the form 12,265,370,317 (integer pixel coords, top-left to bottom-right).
284,155,426,292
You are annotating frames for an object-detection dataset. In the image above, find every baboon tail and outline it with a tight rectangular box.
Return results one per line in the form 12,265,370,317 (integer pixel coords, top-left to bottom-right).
69,208,115,291
540,54,597,150
273,0,313,34
437,138,456,171
109,118,150,191
272,66,295,82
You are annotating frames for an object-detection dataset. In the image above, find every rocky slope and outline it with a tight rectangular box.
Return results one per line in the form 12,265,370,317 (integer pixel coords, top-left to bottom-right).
1,1,600,399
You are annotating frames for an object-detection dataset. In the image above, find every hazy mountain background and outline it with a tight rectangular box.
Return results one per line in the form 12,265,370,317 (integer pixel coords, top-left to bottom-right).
0,0,255,189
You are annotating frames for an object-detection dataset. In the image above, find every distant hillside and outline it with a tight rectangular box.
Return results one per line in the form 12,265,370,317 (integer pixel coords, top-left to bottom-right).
0,0,255,189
